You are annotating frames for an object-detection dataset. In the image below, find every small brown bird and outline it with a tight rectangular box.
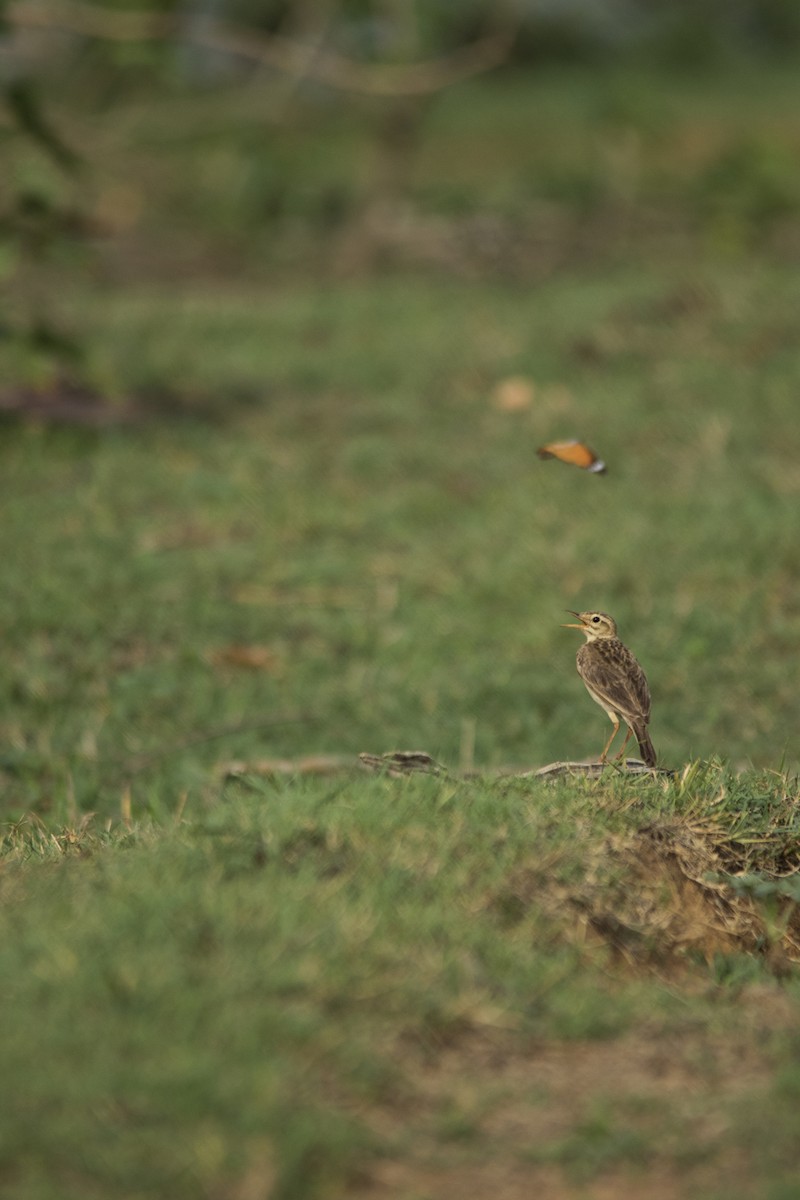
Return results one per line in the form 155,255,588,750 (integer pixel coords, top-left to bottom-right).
562,610,656,767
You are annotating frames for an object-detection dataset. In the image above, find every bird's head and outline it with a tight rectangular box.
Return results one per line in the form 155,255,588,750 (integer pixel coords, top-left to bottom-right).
561,611,618,640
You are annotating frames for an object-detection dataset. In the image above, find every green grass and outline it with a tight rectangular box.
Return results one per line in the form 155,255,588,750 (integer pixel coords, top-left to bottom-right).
5,263,800,811
4,262,800,1198
1,771,799,1198
3,58,800,1200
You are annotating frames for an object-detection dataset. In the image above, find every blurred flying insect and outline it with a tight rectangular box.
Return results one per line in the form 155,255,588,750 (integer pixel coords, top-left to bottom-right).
537,439,606,474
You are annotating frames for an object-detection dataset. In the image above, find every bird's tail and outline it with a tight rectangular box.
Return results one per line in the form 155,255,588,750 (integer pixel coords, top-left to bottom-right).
635,724,657,768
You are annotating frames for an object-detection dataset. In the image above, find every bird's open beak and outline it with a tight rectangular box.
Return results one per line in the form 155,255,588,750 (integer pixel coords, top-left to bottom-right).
561,610,585,629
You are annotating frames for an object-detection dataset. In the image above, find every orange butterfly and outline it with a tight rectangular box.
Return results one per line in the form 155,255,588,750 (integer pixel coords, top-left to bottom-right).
537,439,606,474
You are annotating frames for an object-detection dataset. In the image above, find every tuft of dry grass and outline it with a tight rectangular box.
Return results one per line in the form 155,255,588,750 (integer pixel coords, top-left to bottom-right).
572,819,799,972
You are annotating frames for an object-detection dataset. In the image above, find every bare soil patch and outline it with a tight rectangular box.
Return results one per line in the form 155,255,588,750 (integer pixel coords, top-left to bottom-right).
497,818,800,975
358,987,797,1200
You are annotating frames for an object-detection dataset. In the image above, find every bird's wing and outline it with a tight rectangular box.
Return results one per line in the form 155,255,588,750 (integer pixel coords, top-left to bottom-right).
578,645,651,722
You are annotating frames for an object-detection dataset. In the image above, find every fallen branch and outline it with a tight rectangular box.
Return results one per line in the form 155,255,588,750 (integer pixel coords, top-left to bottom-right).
9,0,518,96
0,384,140,426
220,750,671,780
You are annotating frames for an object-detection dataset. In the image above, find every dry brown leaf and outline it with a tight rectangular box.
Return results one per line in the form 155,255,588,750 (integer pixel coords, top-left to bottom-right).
210,644,280,671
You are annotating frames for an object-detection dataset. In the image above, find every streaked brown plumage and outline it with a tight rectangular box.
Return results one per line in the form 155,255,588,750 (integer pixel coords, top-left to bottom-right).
562,610,656,768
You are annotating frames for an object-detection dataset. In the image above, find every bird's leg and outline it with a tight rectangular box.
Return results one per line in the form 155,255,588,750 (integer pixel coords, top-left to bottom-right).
599,715,620,762
614,726,633,760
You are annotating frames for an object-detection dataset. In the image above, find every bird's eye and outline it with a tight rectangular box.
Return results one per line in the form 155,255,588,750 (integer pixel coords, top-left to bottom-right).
591,615,600,623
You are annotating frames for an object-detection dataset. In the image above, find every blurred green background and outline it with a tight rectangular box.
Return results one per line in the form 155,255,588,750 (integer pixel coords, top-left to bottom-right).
3,0,800,810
